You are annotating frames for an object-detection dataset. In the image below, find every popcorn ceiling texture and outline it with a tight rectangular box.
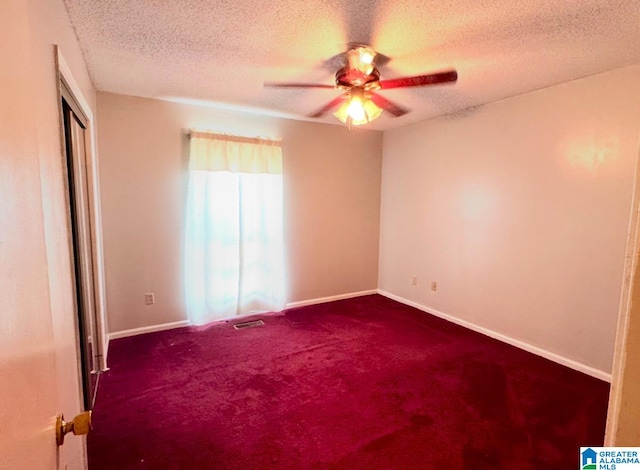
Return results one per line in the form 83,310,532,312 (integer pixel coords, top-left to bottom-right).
63,0,640,130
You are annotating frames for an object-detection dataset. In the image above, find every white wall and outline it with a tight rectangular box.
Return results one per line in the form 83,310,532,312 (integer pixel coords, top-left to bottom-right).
96,93,382,334
0,0,96,468
379,65,640,375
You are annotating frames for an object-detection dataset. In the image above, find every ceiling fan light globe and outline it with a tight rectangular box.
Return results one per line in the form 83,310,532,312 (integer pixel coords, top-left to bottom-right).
333,95,383,126
363,99,383,122
333,101,350,124
347,96,366,122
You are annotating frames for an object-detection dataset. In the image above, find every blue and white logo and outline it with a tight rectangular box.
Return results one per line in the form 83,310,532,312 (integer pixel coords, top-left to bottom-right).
580,447,640,469
582,448,597,469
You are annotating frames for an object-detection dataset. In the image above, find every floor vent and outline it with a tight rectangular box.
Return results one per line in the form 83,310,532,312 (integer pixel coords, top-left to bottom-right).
233,320,265,330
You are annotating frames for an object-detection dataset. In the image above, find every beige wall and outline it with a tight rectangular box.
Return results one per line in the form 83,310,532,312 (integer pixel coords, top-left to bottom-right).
96,93,382,333
1,0,95,468
379,65,640,375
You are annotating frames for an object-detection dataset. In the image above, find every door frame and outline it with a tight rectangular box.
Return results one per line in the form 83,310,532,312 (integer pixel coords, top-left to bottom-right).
605,139,640,444
56,46,109,373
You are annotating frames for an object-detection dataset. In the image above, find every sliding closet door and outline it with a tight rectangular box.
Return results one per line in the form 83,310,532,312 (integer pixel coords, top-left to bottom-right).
62,96,99,409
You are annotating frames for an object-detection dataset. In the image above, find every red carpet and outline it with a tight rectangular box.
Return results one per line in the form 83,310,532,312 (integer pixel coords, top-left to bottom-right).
88,295,609,469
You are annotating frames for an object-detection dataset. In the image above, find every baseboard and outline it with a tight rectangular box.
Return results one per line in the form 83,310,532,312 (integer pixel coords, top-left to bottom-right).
377,289,612,383
286,289,378,309
109,320,192,340
107,292,377,338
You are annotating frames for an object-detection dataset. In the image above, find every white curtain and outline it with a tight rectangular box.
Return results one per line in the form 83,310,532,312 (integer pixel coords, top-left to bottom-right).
185,132,285,325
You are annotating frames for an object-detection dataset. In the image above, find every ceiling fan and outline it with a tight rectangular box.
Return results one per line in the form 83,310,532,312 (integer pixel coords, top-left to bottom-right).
265,45,458,128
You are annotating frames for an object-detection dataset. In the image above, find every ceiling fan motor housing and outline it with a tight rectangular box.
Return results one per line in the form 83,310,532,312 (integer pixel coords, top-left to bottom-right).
335,67,381,90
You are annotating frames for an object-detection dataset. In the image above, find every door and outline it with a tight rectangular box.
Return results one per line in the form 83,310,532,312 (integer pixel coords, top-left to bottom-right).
0,1,84,468
61,88,100,410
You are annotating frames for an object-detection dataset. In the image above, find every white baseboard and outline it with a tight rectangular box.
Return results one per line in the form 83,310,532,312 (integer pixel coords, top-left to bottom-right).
377,289,612,382
105,291,610,382
286,289,378,309
108,320,191,340
107,291,377,340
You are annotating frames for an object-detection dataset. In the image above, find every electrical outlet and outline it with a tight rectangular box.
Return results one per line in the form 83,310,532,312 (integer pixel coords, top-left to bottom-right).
412,276,418,286
145,293,155,305
431,282,437,291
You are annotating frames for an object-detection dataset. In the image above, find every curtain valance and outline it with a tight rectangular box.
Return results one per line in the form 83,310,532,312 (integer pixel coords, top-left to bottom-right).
189,131,282,174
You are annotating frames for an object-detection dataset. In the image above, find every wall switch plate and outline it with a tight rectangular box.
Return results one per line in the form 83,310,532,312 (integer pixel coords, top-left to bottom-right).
145,293,155,305
412,276,418,286
431,282,437,291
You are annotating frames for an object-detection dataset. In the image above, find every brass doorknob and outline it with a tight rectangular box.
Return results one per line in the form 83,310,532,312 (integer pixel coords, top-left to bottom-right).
55,411,92,446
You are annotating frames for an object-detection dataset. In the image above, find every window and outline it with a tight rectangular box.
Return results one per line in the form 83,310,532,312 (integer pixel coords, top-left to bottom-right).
184,132,285,324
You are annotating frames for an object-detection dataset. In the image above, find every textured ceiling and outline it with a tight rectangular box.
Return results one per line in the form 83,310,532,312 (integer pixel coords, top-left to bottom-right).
64,0,640,130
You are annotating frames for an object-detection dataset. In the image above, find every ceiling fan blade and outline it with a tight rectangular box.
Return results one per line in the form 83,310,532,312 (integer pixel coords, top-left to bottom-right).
309,94,347,118
373,51,391,68
264,82,335,89
378,70,457,90
369,93,409,117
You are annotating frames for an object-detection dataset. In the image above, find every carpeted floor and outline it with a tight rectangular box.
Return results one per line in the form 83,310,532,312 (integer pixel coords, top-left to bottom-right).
88,295,609,469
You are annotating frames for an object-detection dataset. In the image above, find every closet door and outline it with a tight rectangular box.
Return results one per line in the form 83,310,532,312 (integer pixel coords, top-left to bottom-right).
62,96,99,409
